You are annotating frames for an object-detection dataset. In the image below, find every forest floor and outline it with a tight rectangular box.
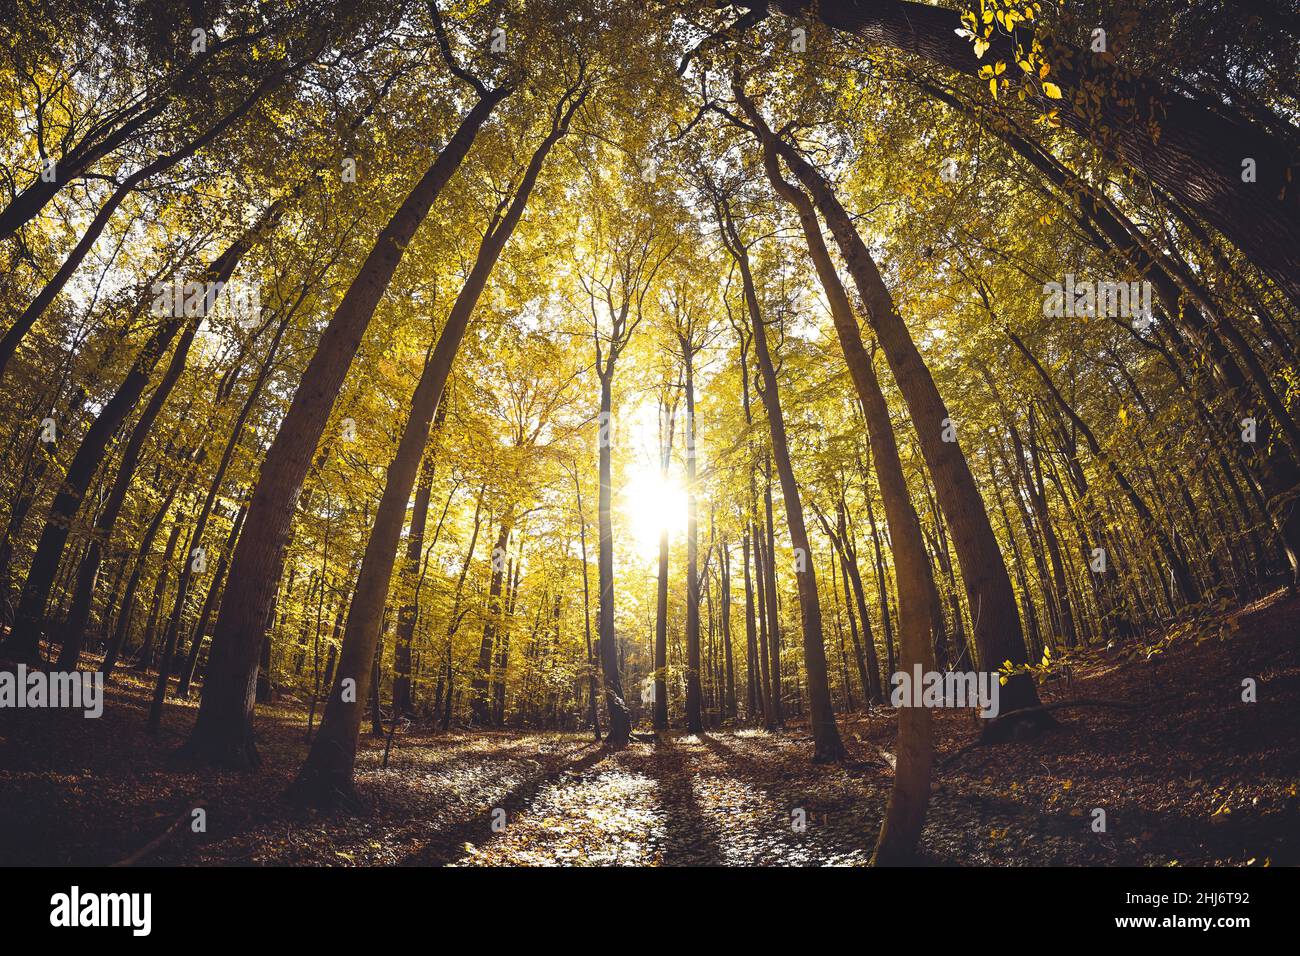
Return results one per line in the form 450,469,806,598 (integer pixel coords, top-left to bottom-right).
1,588,1297,867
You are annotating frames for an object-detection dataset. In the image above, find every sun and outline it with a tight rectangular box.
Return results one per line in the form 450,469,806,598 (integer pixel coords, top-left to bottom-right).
623,465,688,563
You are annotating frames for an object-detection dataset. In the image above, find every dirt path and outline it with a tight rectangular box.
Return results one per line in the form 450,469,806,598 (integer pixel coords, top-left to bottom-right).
447,732,884,866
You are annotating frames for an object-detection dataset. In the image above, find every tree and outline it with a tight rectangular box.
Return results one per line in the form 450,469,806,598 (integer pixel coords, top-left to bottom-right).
177,10,514,767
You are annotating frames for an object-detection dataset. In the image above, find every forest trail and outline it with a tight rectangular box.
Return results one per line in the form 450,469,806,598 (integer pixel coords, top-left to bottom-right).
2,589,1297,867
438,732,880,866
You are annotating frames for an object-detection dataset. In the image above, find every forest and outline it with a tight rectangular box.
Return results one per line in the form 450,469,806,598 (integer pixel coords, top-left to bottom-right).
0,0,1298,873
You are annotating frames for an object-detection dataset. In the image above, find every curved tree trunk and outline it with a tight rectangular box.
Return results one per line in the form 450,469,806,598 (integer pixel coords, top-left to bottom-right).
4,316,193,661
56,201,286,672
180,88,508,769
753,127,934,851
750,115,1042,722
286,85,582,805
54,321,198,671
1007,328,1201,606
717,199,844,762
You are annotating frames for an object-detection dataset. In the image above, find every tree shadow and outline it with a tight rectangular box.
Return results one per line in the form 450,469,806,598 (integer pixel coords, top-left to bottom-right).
397,743,607,866
622,737,726,866
696,731,886,863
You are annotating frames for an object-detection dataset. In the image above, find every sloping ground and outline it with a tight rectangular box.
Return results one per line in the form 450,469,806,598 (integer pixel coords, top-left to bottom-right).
1,589,1296,866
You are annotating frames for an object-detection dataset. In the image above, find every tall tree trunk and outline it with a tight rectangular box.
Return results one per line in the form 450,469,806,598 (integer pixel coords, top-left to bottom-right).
284,84,580,801
394,452,437,716
439,488,485,733
742,530,767,724
749,127,933,847
471,518,513,726
652,396,674,731
101,470,184,678
750,111,1041,720
177,504,247,699
761,462,784,724
683,349,704,733
861,459,902,671
136,514,185,672
6,320,192,660
180,87,508,769
735,328,774,727
1007,328,1201,606
720,540,736,719
718,201,843,762
54,326,197,671
752,515,776,729
597,369,632,749
574,472,601,740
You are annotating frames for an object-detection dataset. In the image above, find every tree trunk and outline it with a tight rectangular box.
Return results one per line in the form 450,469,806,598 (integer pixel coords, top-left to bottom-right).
597,371,632,748
177,504,247,698
394,452,437,716
6,318,193,660
760,462,784,724
718,202,843,762
1007,328,1201,606
757,121,1042,720
471,519,513,726
284,84,579,802
101,472,183,678
652,397,673,730
180,88,508,769
54,323,197,671
742,530,767,724
748,126,933,845
720,540,736,719
683,349,704,733
574,473,601,740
